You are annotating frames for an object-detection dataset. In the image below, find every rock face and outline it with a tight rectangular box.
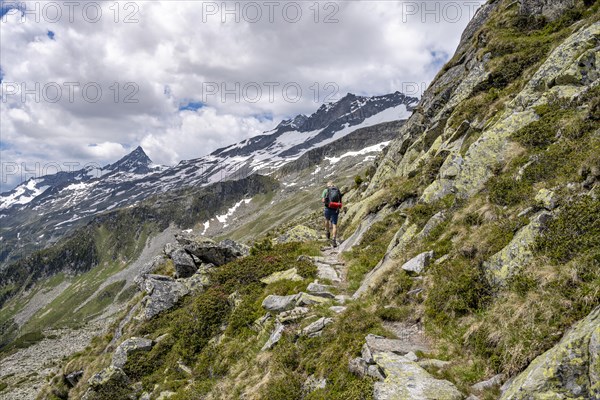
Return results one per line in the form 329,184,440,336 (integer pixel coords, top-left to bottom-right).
501,306,600,400
483,212,551,286
519,0,575,21
170,249,197,278
373,352,464,400
112,337,153,369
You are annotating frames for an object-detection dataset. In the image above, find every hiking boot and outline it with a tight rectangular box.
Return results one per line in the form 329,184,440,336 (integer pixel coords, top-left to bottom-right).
326,231,331,240
332,238,337,248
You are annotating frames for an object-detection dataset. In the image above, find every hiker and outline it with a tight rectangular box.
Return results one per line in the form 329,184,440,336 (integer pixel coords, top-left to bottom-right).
322,181,343,247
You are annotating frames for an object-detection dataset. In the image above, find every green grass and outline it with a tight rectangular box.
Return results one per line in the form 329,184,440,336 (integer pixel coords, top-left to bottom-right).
344,212,406,291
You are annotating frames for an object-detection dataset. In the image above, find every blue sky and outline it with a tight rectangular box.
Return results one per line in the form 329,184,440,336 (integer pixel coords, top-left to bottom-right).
0,0,486,191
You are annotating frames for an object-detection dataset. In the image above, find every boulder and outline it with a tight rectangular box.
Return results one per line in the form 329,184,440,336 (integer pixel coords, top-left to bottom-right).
136,275,190,320
219,238,250,257
112,337,153,369
500,306,600,400
301,317,333,337
170,249,197,278
262,294,300,313
260,268,304,284
373,352,463,400
176,233,246,266
261,322,285,351
401,251,434,275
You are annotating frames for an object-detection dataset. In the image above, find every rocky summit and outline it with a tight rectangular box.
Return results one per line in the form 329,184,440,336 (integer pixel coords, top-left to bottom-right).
1,1,599,399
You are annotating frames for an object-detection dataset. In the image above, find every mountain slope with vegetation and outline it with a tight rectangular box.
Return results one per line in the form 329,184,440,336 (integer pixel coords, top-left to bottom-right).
1,0,599,399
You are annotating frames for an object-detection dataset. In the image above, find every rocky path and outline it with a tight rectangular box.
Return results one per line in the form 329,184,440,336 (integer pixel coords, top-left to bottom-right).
314,242,464,400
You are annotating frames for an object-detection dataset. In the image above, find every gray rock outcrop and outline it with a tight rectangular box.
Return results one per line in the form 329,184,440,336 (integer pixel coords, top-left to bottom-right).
112,337,153,369
501,306,600,400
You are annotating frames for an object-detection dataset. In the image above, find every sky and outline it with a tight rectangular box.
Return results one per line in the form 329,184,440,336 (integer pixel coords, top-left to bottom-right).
0,0,486,191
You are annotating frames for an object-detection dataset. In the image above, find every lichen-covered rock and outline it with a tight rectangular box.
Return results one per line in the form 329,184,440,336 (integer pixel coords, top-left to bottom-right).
373,352,464,400
401,251,434,275
112,337,153,369
260,268,303,284
170,249,197,278
277,307,310,324
353,222,418,298
501,306,600,400
276,225,320,244
484,212,551,286
535,189,558,210
296,292,331,307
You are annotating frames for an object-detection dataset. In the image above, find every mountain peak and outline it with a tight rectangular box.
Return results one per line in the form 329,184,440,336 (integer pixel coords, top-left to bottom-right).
104,146,153,174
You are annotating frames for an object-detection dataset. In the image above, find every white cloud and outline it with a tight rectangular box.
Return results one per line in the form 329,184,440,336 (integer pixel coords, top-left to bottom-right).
0,0,486,191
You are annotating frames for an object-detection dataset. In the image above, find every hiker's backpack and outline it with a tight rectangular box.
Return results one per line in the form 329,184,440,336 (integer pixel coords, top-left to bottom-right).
326,187,343,209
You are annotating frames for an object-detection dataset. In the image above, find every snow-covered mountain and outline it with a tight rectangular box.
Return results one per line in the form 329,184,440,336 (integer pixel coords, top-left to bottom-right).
0,91,417,264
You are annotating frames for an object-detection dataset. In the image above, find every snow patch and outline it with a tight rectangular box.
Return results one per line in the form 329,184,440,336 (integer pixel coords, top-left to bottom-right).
215,198,252,227
325,141,390,164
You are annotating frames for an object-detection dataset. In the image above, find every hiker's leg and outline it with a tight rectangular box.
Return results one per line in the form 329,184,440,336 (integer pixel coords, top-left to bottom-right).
331,211,339,239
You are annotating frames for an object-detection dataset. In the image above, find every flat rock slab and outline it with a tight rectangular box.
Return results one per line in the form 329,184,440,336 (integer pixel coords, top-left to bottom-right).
307,282,334,293
366,334,430,357
260,268,303,285
316,262,341,282
373,352,463,400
